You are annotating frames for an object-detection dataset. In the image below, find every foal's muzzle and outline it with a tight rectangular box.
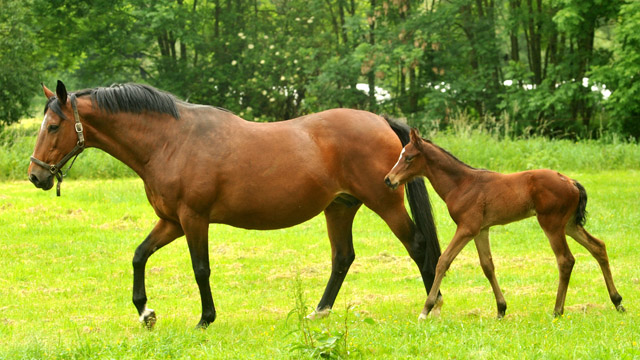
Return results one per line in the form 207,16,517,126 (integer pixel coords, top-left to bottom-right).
384,176,399,190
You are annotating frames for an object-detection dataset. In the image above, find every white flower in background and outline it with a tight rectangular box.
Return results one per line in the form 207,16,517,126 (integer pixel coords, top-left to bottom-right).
231,60,237,66
248,44,254,49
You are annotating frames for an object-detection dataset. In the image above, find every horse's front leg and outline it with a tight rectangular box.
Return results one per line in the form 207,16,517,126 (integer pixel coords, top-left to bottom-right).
181,213,216,329
132,219,184,329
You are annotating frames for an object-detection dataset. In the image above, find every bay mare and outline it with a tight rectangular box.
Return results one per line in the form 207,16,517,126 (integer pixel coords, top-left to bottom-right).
28,81,441,328
385,128,624,318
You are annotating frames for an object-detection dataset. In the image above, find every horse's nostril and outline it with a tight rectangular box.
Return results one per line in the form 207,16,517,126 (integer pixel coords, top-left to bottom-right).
29,173,39,185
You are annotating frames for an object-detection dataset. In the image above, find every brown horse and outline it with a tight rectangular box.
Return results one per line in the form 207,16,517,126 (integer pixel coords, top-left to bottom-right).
385,128,624,318
28,81,442,328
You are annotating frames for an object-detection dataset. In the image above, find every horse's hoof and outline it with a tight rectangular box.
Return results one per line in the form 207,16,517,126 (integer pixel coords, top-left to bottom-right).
418,311,428,321
428,295,443,318
195,320,210,329
616,304,626,313
139,308,156,329
306,308,331,320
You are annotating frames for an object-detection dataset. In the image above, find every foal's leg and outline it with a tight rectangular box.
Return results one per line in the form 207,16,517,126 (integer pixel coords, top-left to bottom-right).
132,219,184,328
180,212,216,329
474,229,507,318
309,201,360,319
538,215,575,316
423,227,475,317
372,201,442,319
565,224,624,312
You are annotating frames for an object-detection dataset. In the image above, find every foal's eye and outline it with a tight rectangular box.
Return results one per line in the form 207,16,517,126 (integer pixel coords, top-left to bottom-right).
405,155,414,163
47,124,60,132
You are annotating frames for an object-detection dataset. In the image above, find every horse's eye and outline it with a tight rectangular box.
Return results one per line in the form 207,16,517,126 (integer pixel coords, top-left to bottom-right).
47,124,60,132
405,155,414,163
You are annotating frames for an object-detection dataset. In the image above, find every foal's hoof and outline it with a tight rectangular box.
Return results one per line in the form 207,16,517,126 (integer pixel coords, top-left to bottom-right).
306,308,331,320
616,304,626,313
139,308,157,329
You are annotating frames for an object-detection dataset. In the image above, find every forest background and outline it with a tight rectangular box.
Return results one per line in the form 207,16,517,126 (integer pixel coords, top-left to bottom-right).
2,0,640,139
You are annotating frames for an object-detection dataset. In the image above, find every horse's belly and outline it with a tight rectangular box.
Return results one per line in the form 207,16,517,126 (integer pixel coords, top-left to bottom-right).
208,188,335,230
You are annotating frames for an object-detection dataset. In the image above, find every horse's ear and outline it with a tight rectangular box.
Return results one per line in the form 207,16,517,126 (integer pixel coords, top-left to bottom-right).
409,128,421,144
56,80,68,105
42,83,55,99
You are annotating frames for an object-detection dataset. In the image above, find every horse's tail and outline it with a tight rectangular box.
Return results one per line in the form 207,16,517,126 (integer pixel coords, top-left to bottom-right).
573,180,588,227
384,116,441,275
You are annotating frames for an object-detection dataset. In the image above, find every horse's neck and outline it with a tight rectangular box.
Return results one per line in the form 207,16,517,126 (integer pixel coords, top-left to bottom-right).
421,142,474,200
84,112,177,179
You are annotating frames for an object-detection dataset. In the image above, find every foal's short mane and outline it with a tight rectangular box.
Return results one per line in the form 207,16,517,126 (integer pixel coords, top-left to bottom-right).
422,138,478,170
75,83,181,119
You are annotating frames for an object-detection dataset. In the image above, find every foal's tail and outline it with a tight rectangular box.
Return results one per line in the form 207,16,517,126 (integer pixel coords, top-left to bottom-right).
573,180,588,227
384,116,441,275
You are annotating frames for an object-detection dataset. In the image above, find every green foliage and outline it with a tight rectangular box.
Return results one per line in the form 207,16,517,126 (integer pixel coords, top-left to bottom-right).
0,0,41,127
2,0,640,139
591,1,640,139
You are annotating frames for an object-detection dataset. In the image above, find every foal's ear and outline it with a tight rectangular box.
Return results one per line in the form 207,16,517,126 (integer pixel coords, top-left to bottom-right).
56,80,68,105
42,83,55,99
409,128,422,145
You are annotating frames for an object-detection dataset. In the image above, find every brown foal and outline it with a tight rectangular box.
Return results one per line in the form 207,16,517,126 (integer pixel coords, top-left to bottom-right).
385,128,624,318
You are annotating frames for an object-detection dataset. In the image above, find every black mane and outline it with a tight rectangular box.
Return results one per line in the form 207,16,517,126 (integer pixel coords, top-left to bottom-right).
75,83,181,119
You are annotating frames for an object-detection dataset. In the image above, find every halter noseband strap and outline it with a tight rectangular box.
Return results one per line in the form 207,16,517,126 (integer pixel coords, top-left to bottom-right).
30,94,85,196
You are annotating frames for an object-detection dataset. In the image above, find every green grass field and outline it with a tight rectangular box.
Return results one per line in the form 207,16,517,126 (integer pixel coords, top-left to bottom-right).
1,171,638,359
1,119,639,358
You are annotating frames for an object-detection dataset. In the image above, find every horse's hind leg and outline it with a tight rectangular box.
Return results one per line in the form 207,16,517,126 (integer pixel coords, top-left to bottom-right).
474,229,507,318
538,215,575,316
374,204,443,318
132,219,184,328
565,224,624,312
309,201,361,319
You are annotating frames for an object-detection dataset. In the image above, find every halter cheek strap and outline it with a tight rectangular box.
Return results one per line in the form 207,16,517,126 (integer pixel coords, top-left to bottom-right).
30,94,85,196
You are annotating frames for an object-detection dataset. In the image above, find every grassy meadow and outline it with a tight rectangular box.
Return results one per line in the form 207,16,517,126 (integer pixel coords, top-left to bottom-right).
0,119,639,359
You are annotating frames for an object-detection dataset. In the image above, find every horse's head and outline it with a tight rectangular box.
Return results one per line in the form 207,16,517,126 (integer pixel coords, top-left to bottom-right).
28,80,85,194
384,128,425,190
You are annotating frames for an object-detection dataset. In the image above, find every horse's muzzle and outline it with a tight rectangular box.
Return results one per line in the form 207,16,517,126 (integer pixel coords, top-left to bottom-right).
29,171,54,190
384,176,399,190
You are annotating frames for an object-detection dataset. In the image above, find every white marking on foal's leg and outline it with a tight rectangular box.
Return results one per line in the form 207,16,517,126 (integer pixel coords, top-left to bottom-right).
139,306,156,328
418,294,443,321
306,307,331,320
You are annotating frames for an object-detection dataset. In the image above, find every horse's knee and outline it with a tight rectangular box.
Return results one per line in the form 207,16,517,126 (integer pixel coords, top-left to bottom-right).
435,259,450,275
192,264,211,282
558,254,575,275
333,252,355,274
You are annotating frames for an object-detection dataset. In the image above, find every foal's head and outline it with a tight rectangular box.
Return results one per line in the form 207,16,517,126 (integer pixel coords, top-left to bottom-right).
384,128,426,190
28,81,83,190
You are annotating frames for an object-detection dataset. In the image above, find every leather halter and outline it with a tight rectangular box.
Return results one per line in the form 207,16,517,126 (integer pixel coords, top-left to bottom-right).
30,94,85,196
